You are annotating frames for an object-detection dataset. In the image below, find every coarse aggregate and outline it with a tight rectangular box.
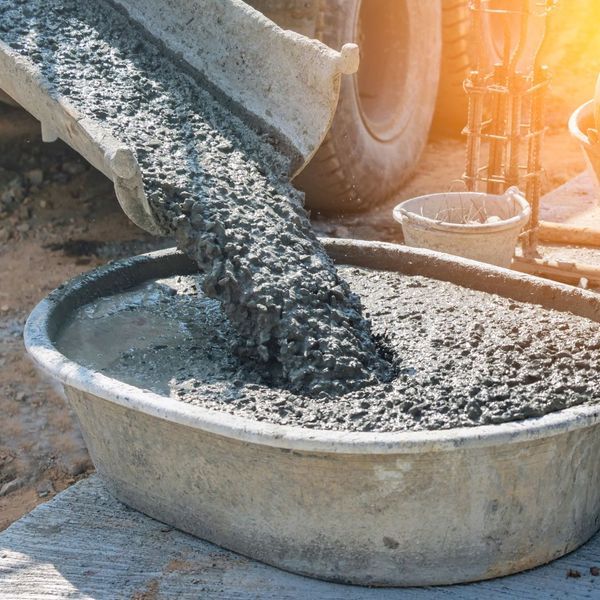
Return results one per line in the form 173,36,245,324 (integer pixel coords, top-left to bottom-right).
0,0,387,395
58,268,600,432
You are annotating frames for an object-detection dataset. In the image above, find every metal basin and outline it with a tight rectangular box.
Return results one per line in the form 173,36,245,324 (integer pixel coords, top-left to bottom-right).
569,99,600,185
24,240,600,587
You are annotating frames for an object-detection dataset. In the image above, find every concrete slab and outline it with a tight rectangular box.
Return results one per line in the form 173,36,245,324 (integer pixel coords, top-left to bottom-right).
2,475,600,599
540,171,599,226
536,171,600,267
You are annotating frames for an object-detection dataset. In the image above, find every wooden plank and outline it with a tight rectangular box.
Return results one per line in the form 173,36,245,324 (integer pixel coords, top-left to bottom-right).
538,221,600,247
1,476,600,598
512,255,600,286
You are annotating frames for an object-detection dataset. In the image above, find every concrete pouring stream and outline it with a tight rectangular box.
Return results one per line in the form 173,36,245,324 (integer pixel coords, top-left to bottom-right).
4,0,600,431
1,0,385,397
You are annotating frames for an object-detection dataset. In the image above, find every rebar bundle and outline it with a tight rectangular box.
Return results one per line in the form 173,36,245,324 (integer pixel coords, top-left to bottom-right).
463,0,557,255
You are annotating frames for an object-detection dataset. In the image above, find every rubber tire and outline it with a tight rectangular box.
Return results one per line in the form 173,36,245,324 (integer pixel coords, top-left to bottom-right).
294,0,442,215
431,0,471,136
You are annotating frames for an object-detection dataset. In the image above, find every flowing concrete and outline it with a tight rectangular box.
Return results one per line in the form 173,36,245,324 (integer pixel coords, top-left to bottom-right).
0,0,380,394
0,0,356,233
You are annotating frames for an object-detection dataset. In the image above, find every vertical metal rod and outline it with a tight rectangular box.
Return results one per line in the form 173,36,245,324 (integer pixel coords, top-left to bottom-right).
524,0,554,254
486,64,507,195
464,72,484,192
525,64,549,253
506,0,530,190
506,74,523,188
464,0,484,192
470,0,484,73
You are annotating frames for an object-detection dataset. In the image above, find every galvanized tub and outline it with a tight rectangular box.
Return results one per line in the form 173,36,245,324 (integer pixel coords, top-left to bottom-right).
24,240,600,587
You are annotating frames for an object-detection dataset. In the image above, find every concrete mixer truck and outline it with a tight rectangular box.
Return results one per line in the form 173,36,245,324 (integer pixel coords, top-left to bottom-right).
0,0,473,219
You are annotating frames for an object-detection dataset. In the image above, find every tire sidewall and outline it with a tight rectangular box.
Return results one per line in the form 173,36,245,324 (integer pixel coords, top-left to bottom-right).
300,0,442,212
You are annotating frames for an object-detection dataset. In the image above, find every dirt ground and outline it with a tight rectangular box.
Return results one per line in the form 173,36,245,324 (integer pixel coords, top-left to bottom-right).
2,0,600,529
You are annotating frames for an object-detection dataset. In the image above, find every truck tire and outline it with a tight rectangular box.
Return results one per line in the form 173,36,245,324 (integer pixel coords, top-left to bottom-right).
431,0,471,136
293,0,442,214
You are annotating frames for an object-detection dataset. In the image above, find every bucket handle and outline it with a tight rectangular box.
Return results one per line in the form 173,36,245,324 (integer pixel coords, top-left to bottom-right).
504,187,531,219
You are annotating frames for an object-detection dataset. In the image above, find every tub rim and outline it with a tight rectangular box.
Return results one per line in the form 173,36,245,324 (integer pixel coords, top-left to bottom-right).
569,99,593,148
24,240,600,455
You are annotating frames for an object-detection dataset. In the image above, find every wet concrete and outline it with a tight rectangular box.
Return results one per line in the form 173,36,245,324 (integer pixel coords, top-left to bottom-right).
57,269,600,432
0,0,386,395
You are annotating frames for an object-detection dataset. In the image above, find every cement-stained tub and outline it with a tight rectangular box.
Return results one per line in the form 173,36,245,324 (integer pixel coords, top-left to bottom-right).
24,240,600,587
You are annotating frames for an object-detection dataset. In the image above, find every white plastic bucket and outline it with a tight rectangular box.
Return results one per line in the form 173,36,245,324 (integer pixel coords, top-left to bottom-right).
393,187,531,268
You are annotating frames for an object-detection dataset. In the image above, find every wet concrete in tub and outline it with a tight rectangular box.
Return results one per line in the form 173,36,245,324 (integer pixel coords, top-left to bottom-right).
57,268,600,432
1,0,386,395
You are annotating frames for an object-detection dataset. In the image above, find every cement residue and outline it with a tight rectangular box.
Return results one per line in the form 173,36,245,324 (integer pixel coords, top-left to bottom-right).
1,0,385,395
58,269,600,432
